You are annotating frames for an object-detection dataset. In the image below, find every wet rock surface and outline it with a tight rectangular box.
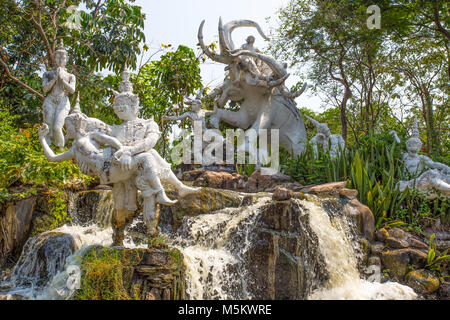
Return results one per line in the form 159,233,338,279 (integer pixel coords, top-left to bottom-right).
247,199,330,299
0,197,36,267
372,225,449,299
405,269,440,295
75,246,185,300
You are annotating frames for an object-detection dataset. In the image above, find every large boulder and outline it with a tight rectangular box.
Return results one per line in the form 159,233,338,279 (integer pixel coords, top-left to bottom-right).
192,171,247,190
160,187,244,232
11,232,79,287
300,181,358,199
247,199,329,299
245,170,291,193
381,248,428,279
75,246,185,300
0,197,36,267
405,269,440,294
342,199,375,241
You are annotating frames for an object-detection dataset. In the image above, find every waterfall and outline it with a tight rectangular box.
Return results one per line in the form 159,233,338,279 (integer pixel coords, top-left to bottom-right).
0,189,419,300
169,197,272,300
0,190,116,300
0,225,113,300
169,195,417,300
302,199,417,300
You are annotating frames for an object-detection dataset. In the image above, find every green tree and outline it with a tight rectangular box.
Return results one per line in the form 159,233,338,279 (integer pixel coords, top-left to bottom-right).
134,45,203,157
271,0,386,141
0,0,145,125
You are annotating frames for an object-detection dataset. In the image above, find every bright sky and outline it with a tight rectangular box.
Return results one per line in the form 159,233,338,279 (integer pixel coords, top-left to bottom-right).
133,0,323,112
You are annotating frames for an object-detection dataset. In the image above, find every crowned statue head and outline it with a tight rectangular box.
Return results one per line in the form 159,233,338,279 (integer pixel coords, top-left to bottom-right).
406,117,422,155
112,67,139,121
54,40,68,68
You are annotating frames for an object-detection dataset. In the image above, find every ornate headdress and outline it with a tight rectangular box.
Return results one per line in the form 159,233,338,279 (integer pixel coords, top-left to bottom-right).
112,67,139,109
406,117,422,151
55,40,68,57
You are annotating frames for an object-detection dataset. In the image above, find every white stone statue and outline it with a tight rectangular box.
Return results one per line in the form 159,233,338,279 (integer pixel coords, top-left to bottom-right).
163,89,218,132
397,118,450,199
305,115,345,159
198,18,308,157
39,69,199,244
163,90,224,166
42,41,76,149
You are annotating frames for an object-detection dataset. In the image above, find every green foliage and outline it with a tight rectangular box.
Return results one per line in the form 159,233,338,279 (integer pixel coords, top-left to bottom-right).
425,233,450,275
147,234,167,249
281,142,348,186
75,247,143,300
281,130,448,229
236,164,256,178
0,107,92,204
272,0,448,160
49,190,71,228
0,0,146,126
135,45,202,157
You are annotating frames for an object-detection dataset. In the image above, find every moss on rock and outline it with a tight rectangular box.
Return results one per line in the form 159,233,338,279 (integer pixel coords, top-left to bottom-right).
75,246,185,300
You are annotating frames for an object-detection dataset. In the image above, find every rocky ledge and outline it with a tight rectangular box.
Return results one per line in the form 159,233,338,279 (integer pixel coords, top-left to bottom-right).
75,245,185,300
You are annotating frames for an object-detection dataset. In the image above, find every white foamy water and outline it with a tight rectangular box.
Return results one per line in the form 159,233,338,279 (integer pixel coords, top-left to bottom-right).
302,200,417,300
1,225,113,300
169,197,271,300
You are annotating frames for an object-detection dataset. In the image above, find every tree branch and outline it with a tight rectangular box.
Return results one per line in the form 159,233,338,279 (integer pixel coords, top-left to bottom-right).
30,2,54,68
0,51,44,100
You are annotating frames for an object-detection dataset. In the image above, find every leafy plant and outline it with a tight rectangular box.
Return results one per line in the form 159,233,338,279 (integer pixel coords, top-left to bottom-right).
425,234,450,275
49,190,71,228
0,107,92,204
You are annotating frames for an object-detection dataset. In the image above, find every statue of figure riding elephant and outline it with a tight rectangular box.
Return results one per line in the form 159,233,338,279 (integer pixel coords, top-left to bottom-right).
198,18,308,157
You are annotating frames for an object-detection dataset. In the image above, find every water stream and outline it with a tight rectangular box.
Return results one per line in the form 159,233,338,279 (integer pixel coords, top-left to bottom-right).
0,192,418,300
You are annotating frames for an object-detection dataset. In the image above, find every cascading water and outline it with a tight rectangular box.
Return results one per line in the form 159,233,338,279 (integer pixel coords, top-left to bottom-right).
0,190,116,300
167,195,417,300
0,189,419,300
168,197,272,300
0,225,113,300
300,199,417,300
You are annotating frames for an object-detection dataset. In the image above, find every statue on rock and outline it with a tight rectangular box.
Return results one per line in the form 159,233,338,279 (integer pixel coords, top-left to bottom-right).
163,89,218,133
42,41,76,149
163,89,224,166
305,115,345,159
39,68,199,245
397,118,450,199
198,18,308,157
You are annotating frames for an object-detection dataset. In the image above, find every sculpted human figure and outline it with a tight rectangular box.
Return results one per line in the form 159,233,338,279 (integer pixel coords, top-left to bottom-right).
397,118,450,198
42,41,76,149
39,69,199,244
163,90,218,132
164,90,224,166
305,115,345,159
108,69,199,244
38,110,176,206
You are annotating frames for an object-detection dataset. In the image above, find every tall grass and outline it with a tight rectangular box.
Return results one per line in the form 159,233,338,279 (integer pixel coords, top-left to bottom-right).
280,131,447,229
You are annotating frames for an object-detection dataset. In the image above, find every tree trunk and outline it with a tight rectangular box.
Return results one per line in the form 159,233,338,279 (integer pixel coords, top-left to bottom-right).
423,86,438,155
340,87,351,141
